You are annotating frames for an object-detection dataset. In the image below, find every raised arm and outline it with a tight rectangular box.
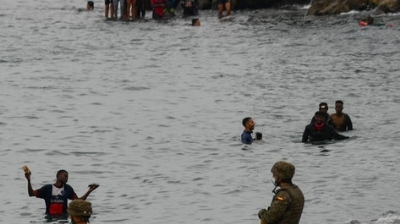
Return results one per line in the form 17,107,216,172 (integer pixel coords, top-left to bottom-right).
25,172,37,197
79,184,99,200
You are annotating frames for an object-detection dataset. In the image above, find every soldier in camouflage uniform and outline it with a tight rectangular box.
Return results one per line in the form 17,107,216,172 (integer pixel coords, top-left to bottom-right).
258,161,304,224
68,199,92,224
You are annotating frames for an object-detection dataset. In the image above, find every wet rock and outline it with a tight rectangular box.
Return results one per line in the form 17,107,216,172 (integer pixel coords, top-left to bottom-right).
376,0,400,13
308,0,370,15
200,0,399,12
308,0,400,15
234,0,274,9
198,0,212,9
202,0,311,10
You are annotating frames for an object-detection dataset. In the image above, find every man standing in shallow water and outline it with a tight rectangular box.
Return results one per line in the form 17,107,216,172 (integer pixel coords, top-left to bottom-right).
241,117,255,144
310,102,331,124
25,169,99,217
330,100,353,132
302,111,349,143
241,117,262,144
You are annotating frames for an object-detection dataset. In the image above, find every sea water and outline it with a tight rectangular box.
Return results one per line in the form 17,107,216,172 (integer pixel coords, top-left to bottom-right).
1,0,400,223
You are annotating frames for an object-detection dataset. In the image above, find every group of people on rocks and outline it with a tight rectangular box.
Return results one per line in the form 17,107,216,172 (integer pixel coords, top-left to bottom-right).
86,0,232,21
241,100,353,144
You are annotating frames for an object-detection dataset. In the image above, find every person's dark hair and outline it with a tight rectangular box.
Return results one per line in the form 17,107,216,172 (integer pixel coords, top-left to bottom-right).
88,1,94,8
242,117,251,127
56,169,68,177
192,18,199,26
315,111,326,117
335,100,343,105
319,102,328,109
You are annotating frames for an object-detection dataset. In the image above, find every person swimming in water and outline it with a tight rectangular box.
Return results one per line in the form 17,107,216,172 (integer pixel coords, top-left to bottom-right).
192,18,200,26
87,1,94,10
359,15,374,26
241,117,262,144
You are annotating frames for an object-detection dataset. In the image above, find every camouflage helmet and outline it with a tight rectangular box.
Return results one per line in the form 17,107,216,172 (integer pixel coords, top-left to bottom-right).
67,199,92,217
271,161,295,181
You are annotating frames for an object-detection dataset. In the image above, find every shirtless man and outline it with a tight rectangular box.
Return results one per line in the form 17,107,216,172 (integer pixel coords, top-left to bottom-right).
330,100,353,132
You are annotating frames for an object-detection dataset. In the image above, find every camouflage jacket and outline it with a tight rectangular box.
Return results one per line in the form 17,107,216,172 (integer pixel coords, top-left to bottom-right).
259,184,304,224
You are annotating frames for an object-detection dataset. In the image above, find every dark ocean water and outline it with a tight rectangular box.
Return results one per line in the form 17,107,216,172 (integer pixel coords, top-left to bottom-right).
1,0,400,223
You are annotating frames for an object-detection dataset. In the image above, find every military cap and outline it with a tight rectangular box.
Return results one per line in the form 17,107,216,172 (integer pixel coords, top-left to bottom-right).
271,161,295,180
68,199,92,217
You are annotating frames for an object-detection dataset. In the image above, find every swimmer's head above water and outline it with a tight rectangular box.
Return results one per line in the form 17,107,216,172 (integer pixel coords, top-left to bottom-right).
192,18,200,26
87,1,94,10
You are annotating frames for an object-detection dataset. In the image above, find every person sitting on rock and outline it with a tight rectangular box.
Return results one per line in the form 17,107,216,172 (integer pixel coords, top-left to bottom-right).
151,0,166,19
181,0,198,16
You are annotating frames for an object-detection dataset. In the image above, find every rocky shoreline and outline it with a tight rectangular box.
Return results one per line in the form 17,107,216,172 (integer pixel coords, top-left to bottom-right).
197,0,400,15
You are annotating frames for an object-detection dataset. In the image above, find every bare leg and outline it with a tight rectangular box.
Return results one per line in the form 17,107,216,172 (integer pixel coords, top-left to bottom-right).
126,0,132,19
110,3,114,18
218,4,223,17
225,2,230,16
105,4,109,18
